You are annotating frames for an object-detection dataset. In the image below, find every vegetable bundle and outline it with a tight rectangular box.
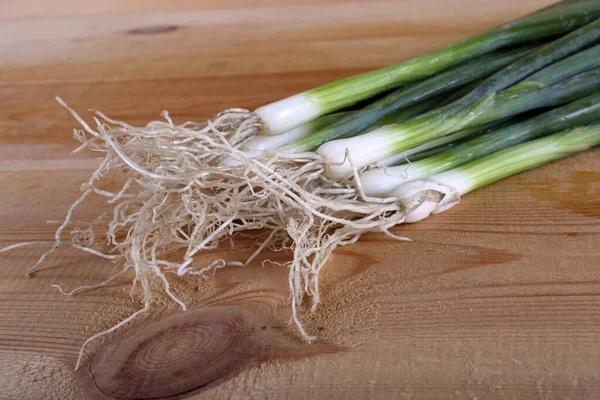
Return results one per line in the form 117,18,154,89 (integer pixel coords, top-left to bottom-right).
4,0,600,369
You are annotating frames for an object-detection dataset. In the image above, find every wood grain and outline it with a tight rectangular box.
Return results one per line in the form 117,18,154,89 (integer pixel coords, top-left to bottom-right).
2,1,600,399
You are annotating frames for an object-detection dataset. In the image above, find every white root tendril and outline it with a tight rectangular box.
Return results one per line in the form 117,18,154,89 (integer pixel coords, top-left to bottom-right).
0,96,431,370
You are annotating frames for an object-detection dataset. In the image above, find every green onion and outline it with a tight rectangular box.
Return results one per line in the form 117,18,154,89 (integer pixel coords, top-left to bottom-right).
243,112,350,151
321,67,600,179
376,118,514,167
242,95,446,154
240,84,484,158
317,22,600,179
393,123,600,222
435,124,600,195
360,92,600,196
254,0,600,135
463,18,600,101
280,46,535,152
514,42,600,86
278,93,448,152
252,66,495,154
392,116,526,164
366,94,448,130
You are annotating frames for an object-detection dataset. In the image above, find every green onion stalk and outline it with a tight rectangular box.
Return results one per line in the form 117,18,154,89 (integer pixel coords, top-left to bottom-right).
278,47,535,152
387,39,600,163
317,22,600,179
242,93,446,152
244,52,523,154
254,0,600,135
389,116,530,164
359,91,600,197
232,95,446,164
393,123,600,222
374,118,516,168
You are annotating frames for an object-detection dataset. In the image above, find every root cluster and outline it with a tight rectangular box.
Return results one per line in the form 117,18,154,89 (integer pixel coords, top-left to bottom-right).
7,99,424,368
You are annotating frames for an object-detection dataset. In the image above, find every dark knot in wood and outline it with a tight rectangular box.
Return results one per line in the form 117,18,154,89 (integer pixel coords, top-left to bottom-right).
126,25,180,35
89,307,262,399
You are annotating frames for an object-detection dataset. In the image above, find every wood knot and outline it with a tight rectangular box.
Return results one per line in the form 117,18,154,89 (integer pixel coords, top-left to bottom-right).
126,25,180,35
88,307,262,399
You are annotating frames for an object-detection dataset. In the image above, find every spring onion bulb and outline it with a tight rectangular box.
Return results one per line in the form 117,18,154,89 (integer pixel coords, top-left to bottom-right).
360,92,600,196
317,20,600,180
242,112,349,151
394,123,600,222
254,1,600,135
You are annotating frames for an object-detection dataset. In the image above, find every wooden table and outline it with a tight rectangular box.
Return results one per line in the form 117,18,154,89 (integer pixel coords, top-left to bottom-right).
2,1,600,398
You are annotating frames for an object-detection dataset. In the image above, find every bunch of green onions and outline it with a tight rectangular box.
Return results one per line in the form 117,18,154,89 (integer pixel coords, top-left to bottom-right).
242,0,600,217
5,0,600,368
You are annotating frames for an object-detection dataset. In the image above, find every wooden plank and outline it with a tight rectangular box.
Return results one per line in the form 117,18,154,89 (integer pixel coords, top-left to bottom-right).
2,0,600,398
1,0,357,20
1,0,550,86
